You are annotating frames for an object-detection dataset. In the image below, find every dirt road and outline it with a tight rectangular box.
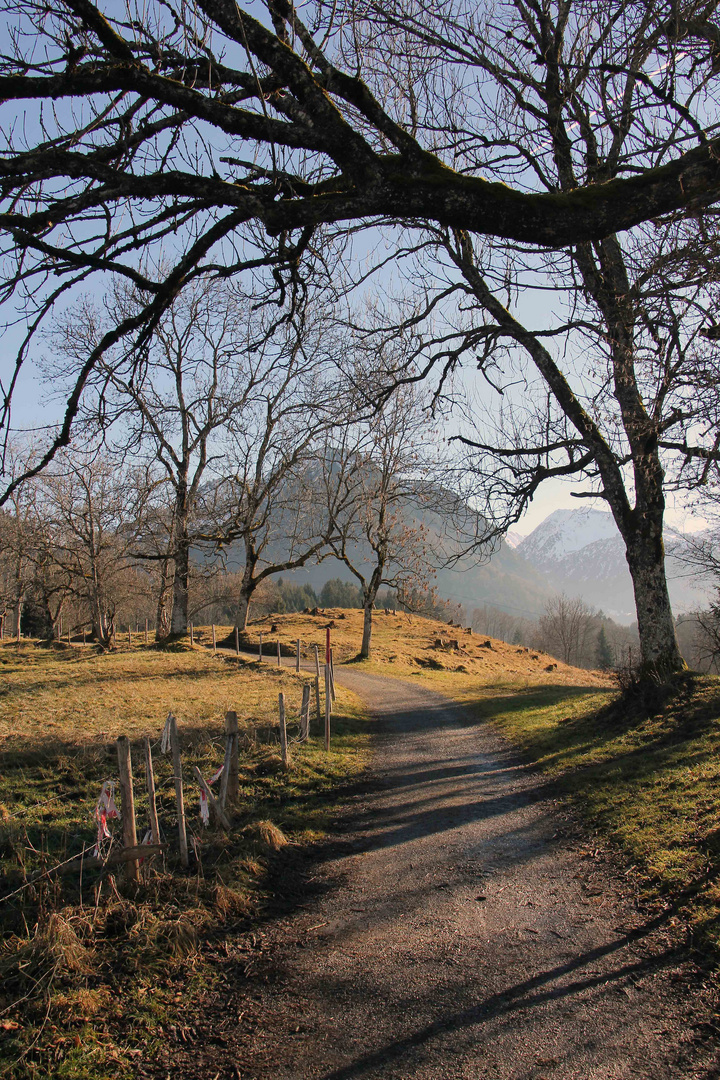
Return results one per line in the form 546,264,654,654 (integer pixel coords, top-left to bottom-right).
171,668,720,1079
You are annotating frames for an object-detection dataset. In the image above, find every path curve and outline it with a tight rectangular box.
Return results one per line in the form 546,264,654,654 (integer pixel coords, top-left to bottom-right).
200,667,720,1078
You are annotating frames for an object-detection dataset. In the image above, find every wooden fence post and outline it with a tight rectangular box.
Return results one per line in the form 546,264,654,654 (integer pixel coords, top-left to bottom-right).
128,624,131,645
169,713,189,868
258,632,263,662
145,618,149,644
329,648,337,702
277,639,281,667
144,737,161,846
82,627,86,645
278,692,289,767
296,639,301,672
324,664,331,753
313,644,321,723
300,683,310,740
116,736,139,882
189,622,194,645
193,766,231,831
235,626,240,656
212,624,216,654
220,710,239,807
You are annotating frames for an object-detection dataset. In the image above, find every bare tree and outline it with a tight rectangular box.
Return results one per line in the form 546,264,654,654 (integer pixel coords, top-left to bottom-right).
210,370,351,631
3,0,720,507
326,386,455,658
36,454,144,647
0,490,36,639
536,595,596,668
55,279,288,636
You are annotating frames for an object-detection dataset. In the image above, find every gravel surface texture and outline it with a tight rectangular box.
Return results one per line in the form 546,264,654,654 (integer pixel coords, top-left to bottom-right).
160,668,720,1079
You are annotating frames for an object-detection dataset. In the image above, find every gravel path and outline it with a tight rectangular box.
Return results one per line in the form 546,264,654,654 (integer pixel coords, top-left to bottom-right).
188,667,720,1079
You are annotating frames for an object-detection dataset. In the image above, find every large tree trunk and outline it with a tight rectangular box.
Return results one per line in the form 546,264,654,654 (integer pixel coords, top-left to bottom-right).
236,592,251,631
359,565,383,659
169,482,191,636
170,537,190,635
360,601,373,659
624,521,684,675
235,550,257,632
156,556,173,641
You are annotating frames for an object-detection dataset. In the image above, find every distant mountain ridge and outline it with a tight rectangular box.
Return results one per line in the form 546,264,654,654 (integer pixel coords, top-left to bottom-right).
515,507,712,622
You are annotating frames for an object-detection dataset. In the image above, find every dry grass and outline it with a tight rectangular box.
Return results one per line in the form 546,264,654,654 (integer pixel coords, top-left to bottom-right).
234,607,610,687
243,819,289,851
0,638,311,746
0,636,372,1079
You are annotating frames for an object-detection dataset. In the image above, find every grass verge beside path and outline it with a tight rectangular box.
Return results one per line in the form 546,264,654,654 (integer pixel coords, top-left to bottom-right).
438,672,720,964
0,640,372,1079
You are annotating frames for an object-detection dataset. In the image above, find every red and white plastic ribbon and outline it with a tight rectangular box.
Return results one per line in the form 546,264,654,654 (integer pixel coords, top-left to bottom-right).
93,780,119,856
198,763,224,827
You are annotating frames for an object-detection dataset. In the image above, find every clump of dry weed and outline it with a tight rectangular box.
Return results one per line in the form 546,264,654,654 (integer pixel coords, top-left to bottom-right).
244,819,289,851
213,883,250,918
0,910,93,994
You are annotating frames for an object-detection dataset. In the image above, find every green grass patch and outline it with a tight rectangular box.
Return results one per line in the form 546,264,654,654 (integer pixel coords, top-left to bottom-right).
451,675,720,960
0,642,372,1079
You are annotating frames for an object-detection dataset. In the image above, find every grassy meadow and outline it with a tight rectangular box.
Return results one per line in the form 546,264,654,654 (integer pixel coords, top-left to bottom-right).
0,637,370,1079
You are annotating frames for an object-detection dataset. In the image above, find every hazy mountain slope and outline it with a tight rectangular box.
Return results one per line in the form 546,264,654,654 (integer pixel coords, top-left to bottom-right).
517,508,712,622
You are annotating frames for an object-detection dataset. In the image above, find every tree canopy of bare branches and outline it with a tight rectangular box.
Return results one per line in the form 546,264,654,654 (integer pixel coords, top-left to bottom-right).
3,0,720,502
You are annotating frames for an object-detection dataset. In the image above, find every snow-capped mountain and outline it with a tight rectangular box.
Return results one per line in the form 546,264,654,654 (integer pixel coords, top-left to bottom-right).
516,508,713,622
516,508,618,564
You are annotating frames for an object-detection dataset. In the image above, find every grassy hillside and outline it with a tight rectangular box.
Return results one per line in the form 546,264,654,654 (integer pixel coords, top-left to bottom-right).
234,606,609,685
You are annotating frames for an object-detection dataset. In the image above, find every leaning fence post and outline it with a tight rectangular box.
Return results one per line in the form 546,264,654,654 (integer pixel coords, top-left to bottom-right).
300,683,311,740
221,710,239,807
169,713,189,868
143,737,161,846
296,639,301,672
278,692,289,767
313,644,321,723
324,664,331,752
116,736,139,882
235,626,240,656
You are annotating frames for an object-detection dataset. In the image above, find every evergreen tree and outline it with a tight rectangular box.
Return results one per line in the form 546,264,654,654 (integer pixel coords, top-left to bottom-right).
319,579,363,609
596,625,614,671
